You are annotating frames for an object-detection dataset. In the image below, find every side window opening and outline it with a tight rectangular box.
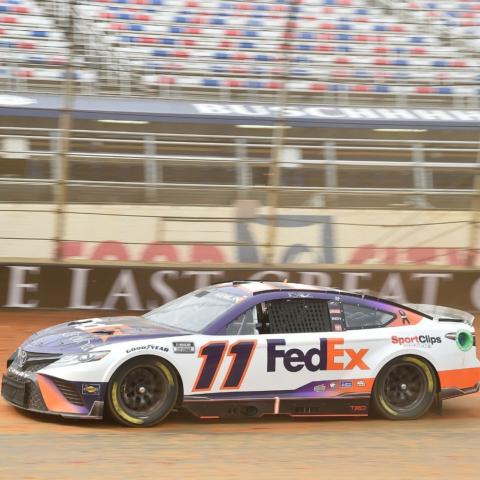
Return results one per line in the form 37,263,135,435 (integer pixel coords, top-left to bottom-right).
225,307,258,335
257,298,331,334
343,303,396,330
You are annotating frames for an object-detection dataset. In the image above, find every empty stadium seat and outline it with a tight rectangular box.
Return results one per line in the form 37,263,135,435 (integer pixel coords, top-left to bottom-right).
2,0,479,103
0,0,96,90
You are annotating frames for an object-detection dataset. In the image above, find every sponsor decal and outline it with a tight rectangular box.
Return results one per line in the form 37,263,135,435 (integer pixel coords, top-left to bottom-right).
340,381,353,388
357,380,366,387
314,384,327,392
78,323,130,343
61,332,93,351
288,292,313,298
329,309,342,315
329,382,336,389
17,349,27,369
350,405,367,412
399,310,410,325
267,338,369,373
125,344,169,354
172,341,195,354
193,103,480,124
334,324,343,332
391,335,441,347
82,384,100,395
7,367,32,379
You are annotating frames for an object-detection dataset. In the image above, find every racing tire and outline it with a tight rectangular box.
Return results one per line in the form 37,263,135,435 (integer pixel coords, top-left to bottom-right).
106,356,179,427
372,356,437,420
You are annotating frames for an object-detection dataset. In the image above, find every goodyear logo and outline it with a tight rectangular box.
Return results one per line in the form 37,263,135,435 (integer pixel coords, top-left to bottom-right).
82,384,100,395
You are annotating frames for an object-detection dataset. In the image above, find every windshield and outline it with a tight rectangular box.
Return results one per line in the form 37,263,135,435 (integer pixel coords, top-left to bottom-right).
143,289,245,332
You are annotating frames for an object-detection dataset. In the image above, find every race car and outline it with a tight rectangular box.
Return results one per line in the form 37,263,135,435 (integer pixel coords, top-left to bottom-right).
2,281,479,427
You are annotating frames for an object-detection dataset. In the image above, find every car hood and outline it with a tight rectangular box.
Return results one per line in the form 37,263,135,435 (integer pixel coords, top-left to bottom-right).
21,316,189,354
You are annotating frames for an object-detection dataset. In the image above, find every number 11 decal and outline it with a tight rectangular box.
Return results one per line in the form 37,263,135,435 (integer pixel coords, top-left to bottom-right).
193,340,257,392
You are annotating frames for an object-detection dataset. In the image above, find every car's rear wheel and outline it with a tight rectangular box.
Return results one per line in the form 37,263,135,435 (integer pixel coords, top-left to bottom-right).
107,357,178,427
372,356,437,420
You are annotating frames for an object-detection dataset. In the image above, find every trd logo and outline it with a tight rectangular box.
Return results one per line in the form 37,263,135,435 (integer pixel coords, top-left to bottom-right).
267,338,369,373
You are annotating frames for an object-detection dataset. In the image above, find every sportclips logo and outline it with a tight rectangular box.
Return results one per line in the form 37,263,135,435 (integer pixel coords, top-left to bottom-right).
392,335,442,347
267,338,369,373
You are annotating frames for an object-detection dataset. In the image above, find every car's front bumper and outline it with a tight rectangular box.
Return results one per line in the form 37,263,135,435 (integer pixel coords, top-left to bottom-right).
1,368,105,420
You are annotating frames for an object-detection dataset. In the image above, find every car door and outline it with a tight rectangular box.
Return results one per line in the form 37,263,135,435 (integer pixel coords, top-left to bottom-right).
189,294,366,396
251,295,371,396
186,294,375,399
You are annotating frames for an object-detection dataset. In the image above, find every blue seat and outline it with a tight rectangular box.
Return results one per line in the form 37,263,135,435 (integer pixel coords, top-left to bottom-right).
203,78,220,87
301,32,314,40
245,80,262,89
214,51,230,60
374,84,390,93
329,84,347,92
437,86,453,94
410,36,425,44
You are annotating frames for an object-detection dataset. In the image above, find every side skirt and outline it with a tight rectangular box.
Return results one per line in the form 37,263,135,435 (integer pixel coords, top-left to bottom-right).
182,396,371,419
440,382,480,400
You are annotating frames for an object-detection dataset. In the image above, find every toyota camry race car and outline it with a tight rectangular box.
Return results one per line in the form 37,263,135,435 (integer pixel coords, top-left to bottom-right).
2,281,479,427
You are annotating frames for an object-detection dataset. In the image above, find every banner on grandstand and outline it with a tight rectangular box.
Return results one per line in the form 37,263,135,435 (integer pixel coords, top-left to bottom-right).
1,93,479,128
0,264,479,313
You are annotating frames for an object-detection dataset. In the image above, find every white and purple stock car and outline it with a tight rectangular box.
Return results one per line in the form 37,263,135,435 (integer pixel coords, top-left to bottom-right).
2,281,479,427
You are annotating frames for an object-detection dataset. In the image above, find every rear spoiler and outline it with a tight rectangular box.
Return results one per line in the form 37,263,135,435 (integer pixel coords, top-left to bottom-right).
405,304,474,326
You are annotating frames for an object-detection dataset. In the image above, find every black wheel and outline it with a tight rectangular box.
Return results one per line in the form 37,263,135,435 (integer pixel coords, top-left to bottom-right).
107,356,179,427
372,356,437,420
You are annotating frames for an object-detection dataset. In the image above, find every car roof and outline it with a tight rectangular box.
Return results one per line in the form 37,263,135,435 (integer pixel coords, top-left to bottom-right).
210,281,433,319
212,281,349,297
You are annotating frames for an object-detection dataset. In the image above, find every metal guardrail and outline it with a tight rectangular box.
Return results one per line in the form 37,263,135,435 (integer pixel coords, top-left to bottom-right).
0,127,478,209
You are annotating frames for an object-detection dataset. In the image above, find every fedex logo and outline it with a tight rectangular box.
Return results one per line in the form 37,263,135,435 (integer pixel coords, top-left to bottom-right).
267,338,369,373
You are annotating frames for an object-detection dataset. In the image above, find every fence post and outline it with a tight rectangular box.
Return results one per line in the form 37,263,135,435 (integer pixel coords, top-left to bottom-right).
468,174,480,267
54,0,75,260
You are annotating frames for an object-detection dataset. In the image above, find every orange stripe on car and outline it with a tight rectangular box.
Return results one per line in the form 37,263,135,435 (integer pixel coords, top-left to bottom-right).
438,367,480,389
37,374,84,414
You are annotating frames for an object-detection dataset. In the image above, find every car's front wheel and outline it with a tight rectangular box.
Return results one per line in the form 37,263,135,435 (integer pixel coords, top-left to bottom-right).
107,357,179,427
372,356,437,420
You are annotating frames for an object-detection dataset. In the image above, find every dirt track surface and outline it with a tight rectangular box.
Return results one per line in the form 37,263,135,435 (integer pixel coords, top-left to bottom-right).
0,310,479,480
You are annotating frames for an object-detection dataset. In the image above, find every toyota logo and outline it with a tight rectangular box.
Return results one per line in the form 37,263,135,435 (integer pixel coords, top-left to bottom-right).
17,349,28,369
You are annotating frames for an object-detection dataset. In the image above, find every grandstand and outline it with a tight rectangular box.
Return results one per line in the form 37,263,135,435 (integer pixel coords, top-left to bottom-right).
0,0,478,105
0,0,479,265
